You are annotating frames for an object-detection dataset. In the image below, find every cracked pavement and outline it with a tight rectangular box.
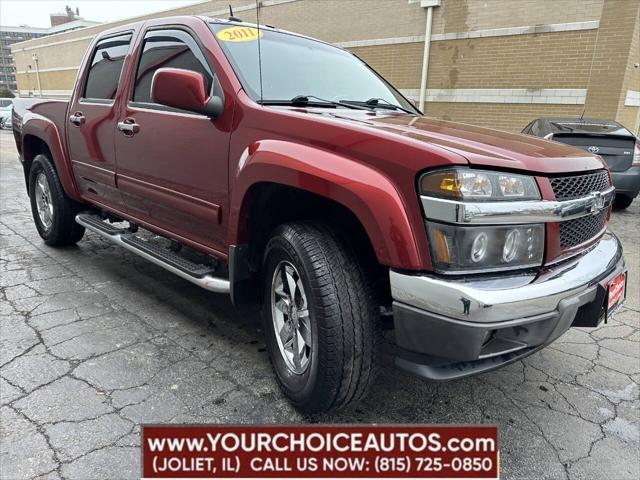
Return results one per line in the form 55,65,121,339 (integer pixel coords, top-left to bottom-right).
0,129,638,479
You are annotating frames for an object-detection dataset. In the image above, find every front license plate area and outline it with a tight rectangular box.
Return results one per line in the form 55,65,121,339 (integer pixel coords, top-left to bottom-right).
606,272,626,321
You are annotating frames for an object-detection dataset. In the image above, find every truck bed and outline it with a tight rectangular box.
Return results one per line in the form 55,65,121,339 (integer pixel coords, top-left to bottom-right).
12,97,69,138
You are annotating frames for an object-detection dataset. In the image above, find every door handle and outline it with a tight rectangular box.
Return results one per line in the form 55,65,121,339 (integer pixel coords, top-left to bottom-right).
117,118,140,136
69,112,85,126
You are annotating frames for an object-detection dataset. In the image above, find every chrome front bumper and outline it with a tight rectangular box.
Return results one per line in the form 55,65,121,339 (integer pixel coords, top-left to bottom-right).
390,232,625,380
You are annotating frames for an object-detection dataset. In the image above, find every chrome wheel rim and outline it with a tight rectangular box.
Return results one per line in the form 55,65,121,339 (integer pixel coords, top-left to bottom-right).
271,261,312,375
34,172,54,230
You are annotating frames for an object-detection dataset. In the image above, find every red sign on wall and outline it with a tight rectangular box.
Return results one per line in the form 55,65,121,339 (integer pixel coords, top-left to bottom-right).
142,425,499,479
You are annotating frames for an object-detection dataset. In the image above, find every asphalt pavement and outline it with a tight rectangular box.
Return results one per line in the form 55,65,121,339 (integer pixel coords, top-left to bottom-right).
1,129,638,479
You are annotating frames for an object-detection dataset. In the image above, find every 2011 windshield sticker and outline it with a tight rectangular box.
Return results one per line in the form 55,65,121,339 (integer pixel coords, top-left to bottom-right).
217,26,263,42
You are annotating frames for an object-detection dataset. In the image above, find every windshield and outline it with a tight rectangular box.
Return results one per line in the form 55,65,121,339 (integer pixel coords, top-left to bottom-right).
210,23,418,113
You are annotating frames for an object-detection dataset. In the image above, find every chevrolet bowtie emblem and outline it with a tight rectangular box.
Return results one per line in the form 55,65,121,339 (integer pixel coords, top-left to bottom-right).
590,192,605,214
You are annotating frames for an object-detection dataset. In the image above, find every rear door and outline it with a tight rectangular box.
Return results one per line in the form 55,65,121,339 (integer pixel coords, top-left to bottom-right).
114,26,229,253
66,33,133,210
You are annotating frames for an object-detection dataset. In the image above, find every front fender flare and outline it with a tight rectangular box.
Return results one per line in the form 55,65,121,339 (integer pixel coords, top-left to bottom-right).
229,140,425,269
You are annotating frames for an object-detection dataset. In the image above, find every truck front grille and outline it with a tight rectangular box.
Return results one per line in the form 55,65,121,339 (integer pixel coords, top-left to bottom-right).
550,170,610,201
560,210,608,248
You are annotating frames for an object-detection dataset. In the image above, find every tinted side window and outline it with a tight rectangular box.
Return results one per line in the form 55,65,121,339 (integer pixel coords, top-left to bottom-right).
133,29,213,104
530,121,541,137
84,34,132,100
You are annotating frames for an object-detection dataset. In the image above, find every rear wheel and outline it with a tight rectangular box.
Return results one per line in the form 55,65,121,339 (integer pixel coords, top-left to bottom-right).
262,222,381,413
29,154,85,246
613,194,633,210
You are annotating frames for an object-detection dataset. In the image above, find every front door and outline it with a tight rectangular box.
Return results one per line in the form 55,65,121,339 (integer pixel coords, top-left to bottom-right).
66,32,132,210
114,28,229,253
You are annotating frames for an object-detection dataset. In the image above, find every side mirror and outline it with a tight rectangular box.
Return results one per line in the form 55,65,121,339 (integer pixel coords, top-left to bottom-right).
151,67,223,118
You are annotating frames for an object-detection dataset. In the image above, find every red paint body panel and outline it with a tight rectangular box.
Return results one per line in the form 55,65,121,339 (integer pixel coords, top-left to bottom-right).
10,16,611,272
226,91,471,269
370,116,606,174
18,101,83,202
66,101,124,208
229,138,427,269
112,18,235,253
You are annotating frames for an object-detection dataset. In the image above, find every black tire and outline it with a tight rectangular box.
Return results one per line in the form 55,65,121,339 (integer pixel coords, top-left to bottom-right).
28,154,85,246
613,194,633,210
261,222,381,414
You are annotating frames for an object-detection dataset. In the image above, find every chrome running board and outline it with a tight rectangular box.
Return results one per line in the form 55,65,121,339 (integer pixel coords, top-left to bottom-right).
75,213,230,294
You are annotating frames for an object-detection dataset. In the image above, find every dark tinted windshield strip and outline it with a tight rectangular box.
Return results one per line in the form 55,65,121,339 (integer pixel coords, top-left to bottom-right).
549,121,630,136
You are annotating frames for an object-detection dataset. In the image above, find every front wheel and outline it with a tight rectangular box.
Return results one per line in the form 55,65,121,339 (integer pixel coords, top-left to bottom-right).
28,154,85,246
262,222,381,413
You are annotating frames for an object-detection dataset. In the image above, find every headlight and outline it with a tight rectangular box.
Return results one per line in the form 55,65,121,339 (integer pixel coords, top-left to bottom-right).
420,168,544,273
420,169,540,201
426,222,545,273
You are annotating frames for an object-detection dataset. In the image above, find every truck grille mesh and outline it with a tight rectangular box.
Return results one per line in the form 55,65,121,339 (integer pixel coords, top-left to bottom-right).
550,170,610,201
560,210,608,248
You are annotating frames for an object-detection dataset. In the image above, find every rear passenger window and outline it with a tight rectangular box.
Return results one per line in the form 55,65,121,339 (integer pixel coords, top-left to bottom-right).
133,29,214,104
83,33,132,100
529,121,542,137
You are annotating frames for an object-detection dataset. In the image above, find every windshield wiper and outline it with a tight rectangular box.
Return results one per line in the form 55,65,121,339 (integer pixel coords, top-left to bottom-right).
259,95,371,110
339,97,417,114
369,97,418,114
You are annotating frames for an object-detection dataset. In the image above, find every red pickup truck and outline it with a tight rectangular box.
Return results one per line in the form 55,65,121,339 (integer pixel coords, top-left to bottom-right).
12,16,627,413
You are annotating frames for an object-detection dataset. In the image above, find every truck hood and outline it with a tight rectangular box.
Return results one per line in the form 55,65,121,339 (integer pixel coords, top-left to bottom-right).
311,110,607,174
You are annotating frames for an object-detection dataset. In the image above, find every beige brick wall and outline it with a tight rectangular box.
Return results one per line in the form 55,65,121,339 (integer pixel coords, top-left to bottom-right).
425,102,585,132
13,40,89,72
351,29,597,91
583,0,639,125
434,0,603,34
616,4,640,134
252,0,429,43
15,69,78,95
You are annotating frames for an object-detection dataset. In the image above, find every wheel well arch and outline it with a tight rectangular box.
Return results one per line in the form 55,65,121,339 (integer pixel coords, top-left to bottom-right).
21,134,53,191
230,182,391,310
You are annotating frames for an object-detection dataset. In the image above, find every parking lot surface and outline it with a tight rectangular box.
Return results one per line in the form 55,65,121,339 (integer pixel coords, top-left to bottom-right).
1,129,638,479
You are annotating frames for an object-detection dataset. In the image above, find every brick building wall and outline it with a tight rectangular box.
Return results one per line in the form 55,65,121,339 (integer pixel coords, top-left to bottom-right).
613,0,640,131
583,0,639,124
10,0,640,133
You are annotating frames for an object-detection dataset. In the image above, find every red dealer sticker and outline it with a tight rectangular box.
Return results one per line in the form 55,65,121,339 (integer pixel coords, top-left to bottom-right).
607,273,626,315
142,425,499,479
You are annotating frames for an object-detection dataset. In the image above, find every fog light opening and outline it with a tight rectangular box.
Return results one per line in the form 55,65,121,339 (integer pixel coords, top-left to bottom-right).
503,229,521,263
471,232,488,263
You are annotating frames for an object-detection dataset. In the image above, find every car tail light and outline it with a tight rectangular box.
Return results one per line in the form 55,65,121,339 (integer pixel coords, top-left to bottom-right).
633,141,640,166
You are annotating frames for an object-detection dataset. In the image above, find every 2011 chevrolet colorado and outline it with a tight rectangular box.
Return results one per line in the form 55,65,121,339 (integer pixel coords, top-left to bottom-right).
12,16,627,413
